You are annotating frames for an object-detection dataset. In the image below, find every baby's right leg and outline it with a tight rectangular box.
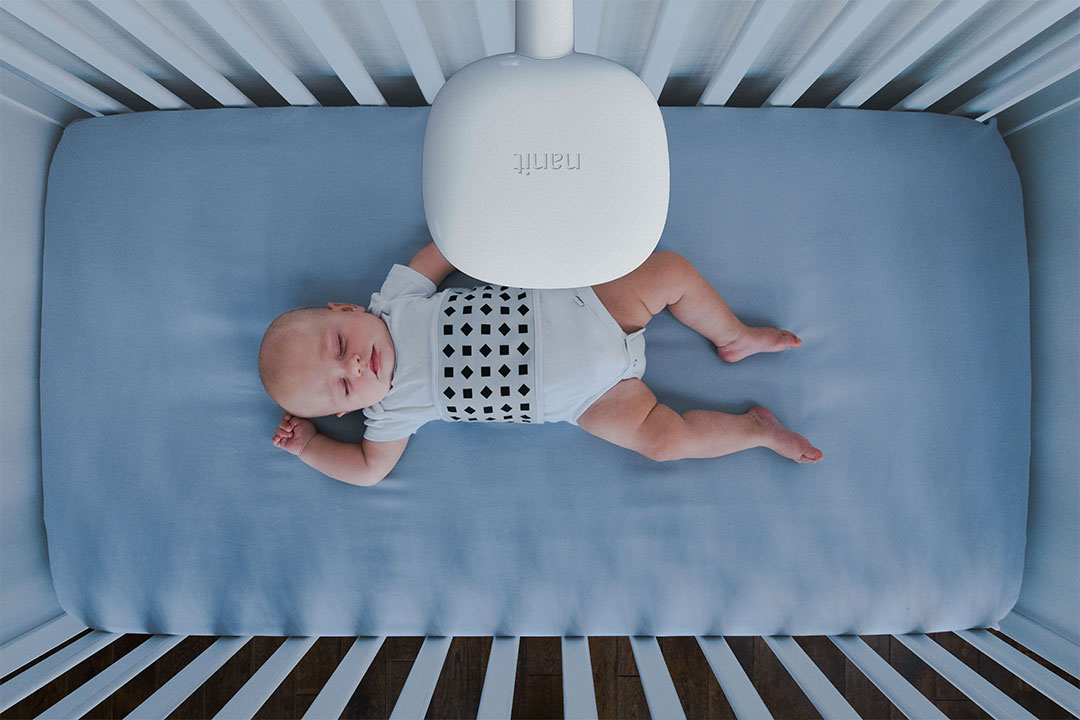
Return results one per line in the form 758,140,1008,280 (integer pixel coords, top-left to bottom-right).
577,378,823,463
592,251,801,362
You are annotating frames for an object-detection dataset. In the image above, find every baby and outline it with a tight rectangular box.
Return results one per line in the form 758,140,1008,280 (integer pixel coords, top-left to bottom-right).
259,242,823,486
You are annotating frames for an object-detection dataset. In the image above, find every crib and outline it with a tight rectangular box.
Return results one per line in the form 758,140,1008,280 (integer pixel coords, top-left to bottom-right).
2,0,1077,718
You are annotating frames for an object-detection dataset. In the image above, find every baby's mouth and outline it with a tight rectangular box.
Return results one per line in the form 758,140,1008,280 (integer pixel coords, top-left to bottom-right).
371,347,379,378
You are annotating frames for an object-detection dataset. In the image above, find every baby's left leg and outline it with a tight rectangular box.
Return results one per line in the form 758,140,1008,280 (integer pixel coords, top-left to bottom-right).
577,377,822,463
592,251,801,362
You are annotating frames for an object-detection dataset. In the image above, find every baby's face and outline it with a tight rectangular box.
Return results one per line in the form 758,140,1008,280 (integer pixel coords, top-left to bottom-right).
277,303,395,418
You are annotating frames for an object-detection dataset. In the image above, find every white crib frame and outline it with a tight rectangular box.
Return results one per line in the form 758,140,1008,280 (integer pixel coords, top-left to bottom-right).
2,0,1078,717
1,0,1078,121
2,610,1079,718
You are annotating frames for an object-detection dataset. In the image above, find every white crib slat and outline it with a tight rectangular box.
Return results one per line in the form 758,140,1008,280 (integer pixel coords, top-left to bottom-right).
573,0,604,56
895,633,1039,720
474,0,514,57
476,636,519,720
378,0,444,105
1001,95,1080,136
302,636,384,720
560,637,599,719
388,636,451,720
184,0,318,106
639,0,698,100
212,636,316,720
958,629,1080,717
699,0,794,106
85,0,254,108
2,0,189,109
963,33,1080,121
999,611,1080,679
0,630,121,713
628,636,686,720
0,613,87,679
765,0,890,107
828,635,947,720
895,0,1080,111
829,0,992,108
0,36,130,116
36,635,184,720
763,636,857,720
696,637,773,720
282,0,386,106
123,636,250,720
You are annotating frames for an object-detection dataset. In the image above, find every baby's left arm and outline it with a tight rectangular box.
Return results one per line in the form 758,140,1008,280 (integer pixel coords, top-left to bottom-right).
408,242,456,287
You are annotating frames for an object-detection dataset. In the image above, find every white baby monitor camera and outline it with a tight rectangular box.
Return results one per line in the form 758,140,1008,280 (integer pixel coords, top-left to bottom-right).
422,0,670,289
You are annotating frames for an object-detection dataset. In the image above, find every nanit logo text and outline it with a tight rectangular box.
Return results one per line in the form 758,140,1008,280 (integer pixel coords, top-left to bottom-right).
513,153,581,176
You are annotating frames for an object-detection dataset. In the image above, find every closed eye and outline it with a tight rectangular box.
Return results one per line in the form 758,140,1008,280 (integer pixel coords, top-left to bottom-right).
337,334,348,396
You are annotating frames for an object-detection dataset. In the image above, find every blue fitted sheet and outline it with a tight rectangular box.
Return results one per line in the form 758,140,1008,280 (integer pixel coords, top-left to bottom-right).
41,107,1030,636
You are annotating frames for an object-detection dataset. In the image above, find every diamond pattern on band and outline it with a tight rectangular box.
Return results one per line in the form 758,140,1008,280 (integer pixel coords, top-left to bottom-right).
436,285,537,423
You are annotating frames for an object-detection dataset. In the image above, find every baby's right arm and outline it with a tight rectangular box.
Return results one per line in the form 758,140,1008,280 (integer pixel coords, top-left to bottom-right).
273,413,408,486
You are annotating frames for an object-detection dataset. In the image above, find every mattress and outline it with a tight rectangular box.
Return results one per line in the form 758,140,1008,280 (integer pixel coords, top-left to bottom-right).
40,106,1030,636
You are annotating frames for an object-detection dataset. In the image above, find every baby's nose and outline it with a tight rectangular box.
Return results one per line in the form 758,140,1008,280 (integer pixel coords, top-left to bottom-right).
350,353,367,376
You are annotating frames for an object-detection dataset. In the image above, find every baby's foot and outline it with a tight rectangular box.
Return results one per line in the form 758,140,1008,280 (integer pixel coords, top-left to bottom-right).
718,326,802,362
748,406,823,463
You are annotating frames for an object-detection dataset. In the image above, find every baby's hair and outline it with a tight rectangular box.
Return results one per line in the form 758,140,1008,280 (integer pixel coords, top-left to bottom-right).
257,307,323,408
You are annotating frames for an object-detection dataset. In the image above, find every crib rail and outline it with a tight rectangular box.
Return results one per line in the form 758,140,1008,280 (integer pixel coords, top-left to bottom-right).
1,0,1077,121
3,612,1078,719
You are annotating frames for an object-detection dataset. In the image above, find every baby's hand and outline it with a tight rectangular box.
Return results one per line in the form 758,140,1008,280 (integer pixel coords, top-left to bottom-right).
272,413,317,456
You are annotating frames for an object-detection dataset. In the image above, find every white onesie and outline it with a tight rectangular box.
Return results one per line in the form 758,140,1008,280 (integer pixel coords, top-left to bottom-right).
362,264,646,442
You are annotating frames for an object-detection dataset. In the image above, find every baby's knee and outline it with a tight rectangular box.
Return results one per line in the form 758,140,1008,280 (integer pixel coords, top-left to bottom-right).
649,250,696,284
637,404,686,462
651,249,687,269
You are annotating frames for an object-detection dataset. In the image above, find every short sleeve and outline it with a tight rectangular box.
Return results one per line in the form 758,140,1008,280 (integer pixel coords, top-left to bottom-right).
367,264,436,317
362,403,433,442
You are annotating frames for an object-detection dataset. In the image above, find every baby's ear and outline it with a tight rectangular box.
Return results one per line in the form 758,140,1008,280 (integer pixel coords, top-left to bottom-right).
327,302,365,312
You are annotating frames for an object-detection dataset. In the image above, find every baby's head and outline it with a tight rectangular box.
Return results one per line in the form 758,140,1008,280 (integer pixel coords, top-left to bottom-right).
258,303,395,418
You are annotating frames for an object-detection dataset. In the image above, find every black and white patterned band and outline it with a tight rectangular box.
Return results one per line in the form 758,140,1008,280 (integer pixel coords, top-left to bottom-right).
434,285,539,423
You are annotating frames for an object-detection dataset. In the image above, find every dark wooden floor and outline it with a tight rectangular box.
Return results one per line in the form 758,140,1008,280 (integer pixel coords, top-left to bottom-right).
3,629,1077,719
